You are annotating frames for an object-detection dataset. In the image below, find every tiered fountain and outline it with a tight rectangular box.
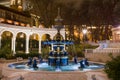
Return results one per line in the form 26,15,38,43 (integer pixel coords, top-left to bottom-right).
43,8,73,71
7,8,104,73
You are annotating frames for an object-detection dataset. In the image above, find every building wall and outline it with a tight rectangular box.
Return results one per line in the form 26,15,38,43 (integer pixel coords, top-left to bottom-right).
0,5,31,27
112,27,120,41
85,52,120,62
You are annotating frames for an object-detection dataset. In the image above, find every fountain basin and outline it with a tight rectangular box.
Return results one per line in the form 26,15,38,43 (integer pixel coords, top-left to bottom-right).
2,61,105,80
8,61,104,72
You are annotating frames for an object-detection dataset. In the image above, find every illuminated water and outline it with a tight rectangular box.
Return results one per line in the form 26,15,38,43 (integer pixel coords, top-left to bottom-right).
8,62,104,72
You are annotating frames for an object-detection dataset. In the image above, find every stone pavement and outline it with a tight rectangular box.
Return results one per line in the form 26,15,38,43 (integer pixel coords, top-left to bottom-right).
0,60,110,80
85,71,110,80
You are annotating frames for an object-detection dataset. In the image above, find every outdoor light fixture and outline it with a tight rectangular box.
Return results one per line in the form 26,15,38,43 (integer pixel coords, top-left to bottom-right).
82,29,87,34
20,33,24,38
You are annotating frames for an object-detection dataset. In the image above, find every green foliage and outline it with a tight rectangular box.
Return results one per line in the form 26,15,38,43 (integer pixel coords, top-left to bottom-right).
104,55,120,80
67,44,97,57
84,44,98,49
15,53,28,59
41,46,49,59
0,45,14,59
0,45,11,54
28,53,39,57
68,54,73,60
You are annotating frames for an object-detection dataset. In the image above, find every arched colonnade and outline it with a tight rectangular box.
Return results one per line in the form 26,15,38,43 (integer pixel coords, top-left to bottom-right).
0,23,65,54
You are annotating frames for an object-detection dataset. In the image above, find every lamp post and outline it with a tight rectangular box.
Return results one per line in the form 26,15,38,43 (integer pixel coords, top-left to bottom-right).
82,29,87,42
82,28,87,52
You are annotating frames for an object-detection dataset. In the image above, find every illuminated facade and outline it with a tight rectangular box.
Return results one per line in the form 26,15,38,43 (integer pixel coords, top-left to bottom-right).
0,3,65,54
0,5,31,26
65,25,112,42
112,26,120,41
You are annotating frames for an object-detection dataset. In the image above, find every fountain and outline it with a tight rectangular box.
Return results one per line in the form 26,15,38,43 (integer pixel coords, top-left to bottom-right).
7,8,104,72
43,8,73,71
2,8,105,80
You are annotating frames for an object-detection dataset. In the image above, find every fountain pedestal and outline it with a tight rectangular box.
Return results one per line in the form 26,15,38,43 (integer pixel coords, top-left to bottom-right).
48,41,68,66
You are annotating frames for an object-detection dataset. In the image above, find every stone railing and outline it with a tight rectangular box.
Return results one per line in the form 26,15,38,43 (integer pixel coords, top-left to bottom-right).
85,48,120,54
85,48,120,62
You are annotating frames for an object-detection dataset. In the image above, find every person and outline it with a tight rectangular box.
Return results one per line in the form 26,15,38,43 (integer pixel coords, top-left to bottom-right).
91,74,97,80
33,57,38,69
39,57,43,63
74,56,78,64
84,58,89,66
27,57,32,66
79,60,85,68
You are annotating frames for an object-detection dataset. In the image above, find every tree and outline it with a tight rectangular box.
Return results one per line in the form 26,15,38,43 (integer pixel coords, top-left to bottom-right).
114,1,120,26
104,55,120,80
30,0,58,27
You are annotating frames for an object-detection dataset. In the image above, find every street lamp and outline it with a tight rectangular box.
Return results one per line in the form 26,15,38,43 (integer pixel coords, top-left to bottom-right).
82,29,87,35
82,28,87,42
82,28,87,52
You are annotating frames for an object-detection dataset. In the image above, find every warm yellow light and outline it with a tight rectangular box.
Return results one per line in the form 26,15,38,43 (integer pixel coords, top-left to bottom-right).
14,21,19,25
20,34,24,38
20,23,25,26
18,6,22,11
74,31,78,37
7,20,13,24
0,18,5,22
82,29,87,34
87,26,96,29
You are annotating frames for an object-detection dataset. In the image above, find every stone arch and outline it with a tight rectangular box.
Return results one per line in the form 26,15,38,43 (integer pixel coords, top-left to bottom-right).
41,34,51,41
0,30,14,36
16,32,26,53
1,31,13,49
29,33,40,53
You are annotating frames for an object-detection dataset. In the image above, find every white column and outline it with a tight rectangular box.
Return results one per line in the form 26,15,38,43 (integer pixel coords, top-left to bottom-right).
0,36,1,49
25,36,29,54
51,44,53,51
64,44,65,50
38,38,41,54
11,37,14,51
12,36,16,54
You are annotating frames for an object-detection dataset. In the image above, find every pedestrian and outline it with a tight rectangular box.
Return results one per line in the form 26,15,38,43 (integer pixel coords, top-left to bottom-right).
91,74,97,80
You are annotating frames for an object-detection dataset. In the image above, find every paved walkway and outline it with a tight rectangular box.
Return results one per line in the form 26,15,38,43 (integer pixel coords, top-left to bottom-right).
86,71,110,80
0,60,110,80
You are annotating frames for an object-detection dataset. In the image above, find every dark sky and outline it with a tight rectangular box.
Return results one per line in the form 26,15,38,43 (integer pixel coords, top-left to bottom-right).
0,0,84,9
0,0,9,2
58,0,84,9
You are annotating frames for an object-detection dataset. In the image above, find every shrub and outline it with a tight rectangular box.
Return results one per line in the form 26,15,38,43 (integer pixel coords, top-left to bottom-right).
68,54,73,60
104,55,120,80
0,45,14,59
76,51,84,57
15,53,28,59
28,53,40,57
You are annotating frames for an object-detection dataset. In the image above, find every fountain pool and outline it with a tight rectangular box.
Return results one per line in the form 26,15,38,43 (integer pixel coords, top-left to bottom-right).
8,61,104,72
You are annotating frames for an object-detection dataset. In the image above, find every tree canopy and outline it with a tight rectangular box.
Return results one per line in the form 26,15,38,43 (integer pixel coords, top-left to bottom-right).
105,55,120,80
29,0,120,27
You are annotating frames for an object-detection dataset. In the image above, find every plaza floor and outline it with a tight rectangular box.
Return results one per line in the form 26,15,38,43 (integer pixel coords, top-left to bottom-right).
0,59,110,80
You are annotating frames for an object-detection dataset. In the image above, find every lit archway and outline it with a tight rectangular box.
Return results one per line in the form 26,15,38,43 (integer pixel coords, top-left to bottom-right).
1,31,13,49
16,32,26,53
41,34,51,41
29,33,39,53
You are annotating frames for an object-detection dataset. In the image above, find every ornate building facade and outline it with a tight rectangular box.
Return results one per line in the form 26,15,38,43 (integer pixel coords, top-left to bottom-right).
112,26,120,41
0,2,65,54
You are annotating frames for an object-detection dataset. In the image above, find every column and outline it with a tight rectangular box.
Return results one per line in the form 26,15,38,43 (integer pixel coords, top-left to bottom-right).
12,36,16,54
63,44,65,50
35,18,39,27
51,44,53,51
0,36,1,49
25,36,29,54
38,38,41,54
